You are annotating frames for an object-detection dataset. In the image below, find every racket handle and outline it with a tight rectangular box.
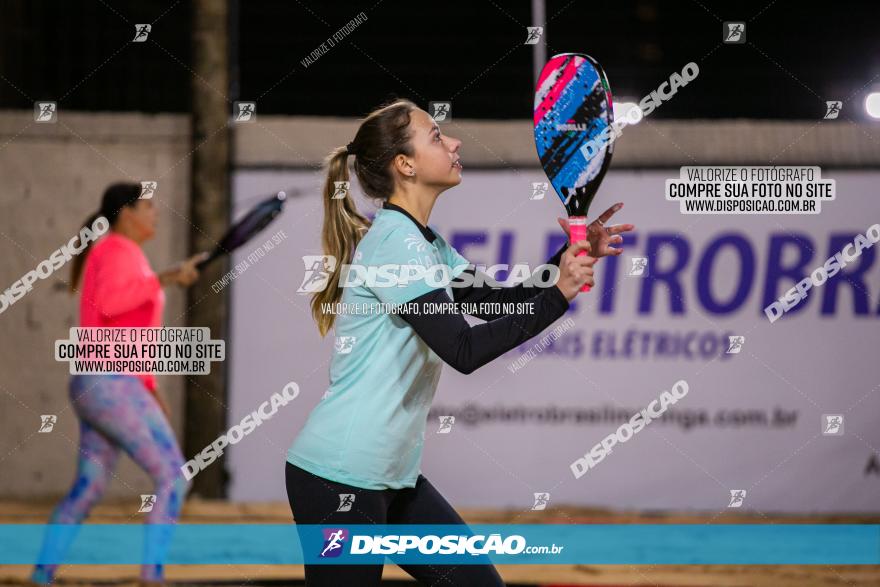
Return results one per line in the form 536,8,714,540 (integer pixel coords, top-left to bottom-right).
569,216,591,293
196,251,218,271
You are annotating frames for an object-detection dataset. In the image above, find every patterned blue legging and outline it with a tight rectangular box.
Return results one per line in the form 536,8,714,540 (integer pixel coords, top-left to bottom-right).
32,374,190,584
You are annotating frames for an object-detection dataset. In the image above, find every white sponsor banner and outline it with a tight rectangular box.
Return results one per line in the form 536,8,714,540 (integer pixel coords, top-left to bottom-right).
228,169,880,513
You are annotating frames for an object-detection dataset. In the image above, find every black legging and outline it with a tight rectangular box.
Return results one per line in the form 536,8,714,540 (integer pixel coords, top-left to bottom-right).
285,462,506,586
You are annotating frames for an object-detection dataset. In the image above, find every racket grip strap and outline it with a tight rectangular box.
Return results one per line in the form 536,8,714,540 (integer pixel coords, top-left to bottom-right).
568,216,591,293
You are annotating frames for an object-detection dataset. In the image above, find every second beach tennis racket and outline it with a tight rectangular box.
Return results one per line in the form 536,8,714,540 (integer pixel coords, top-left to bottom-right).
197,191,288,270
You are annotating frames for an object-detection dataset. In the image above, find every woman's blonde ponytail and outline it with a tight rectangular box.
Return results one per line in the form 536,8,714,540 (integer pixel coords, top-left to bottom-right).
308,98,418,336
310,146,371,337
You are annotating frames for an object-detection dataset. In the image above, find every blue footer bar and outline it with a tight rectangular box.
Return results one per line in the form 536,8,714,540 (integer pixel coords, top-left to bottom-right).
5,524,879,565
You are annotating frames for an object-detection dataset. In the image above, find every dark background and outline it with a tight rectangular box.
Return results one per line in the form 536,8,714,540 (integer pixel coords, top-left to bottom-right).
1,0,877,120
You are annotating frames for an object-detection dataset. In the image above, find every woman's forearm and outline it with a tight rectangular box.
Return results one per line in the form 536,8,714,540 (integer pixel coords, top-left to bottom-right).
398,284,570,374
450,241,568,320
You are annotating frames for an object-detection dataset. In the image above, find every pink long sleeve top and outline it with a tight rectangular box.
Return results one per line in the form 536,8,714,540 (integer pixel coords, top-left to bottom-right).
78,233,165,392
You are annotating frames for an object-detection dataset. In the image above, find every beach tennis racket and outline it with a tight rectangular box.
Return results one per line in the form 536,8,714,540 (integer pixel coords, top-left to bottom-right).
196,191,287,270
533,53,614,292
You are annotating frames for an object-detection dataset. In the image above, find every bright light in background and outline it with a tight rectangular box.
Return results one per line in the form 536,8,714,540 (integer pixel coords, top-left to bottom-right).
865,92,880,119
613,100,643,124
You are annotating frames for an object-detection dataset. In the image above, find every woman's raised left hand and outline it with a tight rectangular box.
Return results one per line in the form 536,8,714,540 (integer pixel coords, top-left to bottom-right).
556,202,635,258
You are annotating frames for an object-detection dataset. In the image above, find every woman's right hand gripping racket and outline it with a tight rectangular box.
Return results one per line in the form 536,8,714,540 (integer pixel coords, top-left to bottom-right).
534,53,615,292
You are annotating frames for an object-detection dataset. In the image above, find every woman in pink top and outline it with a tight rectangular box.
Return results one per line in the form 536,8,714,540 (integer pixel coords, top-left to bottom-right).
32,183,205,586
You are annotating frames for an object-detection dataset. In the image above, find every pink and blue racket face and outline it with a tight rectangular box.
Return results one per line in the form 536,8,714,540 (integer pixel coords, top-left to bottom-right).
533,53,614,217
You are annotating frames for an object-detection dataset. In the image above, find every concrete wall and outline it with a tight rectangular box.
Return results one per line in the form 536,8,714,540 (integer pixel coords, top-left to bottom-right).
1,110,878,499
235,116,880,168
